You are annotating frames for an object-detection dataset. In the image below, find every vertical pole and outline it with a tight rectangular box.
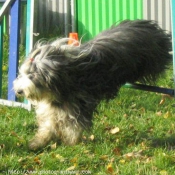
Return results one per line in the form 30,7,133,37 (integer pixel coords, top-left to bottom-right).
171,0,175,97
0,20,3,97
71,0,77,32
8,0,21,101
26,0,34,55
24,0,34,108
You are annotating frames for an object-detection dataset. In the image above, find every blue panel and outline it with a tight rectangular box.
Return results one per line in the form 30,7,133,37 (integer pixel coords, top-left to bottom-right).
8,0,21,101
0,21,3,97
26,0,32,55
171,0,175,97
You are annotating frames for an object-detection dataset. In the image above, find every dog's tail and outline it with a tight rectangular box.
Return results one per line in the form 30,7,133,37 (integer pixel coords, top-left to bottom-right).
81,20,172,85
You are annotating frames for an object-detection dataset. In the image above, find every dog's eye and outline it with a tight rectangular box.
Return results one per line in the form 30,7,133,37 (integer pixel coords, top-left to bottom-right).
28,74,34,80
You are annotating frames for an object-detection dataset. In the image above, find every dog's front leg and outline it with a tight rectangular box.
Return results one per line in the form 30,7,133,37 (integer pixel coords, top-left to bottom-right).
29,114,55,150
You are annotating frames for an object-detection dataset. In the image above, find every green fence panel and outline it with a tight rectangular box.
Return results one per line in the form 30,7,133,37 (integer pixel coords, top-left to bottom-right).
76,0,143,41
0,20,3,97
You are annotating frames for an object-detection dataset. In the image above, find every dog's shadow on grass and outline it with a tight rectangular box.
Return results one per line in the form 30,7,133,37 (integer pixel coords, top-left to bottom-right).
150,134,175,150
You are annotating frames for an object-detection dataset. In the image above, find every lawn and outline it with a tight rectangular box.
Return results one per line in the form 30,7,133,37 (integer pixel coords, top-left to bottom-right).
1,36,175,174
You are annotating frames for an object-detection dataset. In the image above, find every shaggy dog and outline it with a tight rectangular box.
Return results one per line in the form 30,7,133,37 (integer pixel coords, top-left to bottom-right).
13,20,172,150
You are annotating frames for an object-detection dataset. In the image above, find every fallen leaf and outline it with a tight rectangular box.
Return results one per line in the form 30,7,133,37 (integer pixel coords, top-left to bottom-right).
70,157,78,163
34,156,41,165
159,94,173,106
66,165,76,171
113,147,121,156
50,142,57,149
55,154,65,162
107,164,114,174
159,98,165,105
130,103,136,108
160,170,168,175
82,135,87,140
164,111,172,119
100,155,108,161
18,157,23,162
123,114,128,117
89,135,95,141
11,131,18,137
119,159,126,164
110,127,120,134
123,150,143,159
156,111,162,116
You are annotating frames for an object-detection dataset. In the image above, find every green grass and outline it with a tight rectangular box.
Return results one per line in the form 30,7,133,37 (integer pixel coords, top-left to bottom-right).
0,68,175,174
1,34,175,174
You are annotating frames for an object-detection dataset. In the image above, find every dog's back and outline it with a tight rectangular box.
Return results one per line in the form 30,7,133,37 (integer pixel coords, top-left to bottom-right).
70,20,172,100
87,20,172,83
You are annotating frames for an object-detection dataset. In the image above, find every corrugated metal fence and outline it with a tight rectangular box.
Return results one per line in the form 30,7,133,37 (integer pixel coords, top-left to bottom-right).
143,0,171,32
0,0,172,42
76,0,143,41
76,0,171,41
33,0,74,41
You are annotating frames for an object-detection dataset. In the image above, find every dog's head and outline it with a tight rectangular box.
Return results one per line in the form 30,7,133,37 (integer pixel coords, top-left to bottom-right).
13,38,82,104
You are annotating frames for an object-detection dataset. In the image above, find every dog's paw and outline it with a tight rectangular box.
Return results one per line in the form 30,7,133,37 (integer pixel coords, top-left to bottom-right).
28,139,45,151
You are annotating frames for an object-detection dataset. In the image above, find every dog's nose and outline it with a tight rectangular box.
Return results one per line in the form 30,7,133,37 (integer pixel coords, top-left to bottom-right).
17,90,23,95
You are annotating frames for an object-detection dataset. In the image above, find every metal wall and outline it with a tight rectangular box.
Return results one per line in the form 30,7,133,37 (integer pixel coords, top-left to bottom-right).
33,0,74,39
76,0,171,41
143,0,171,32
76,0,143,41
33,0,171,41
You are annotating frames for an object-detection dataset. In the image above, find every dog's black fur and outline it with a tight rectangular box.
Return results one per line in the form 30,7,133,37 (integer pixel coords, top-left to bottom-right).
41,20,171,126
14,20,172,149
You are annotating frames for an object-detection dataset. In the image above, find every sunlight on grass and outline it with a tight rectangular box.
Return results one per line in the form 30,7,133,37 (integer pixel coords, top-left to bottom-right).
1,67,175,174
1,35,175,174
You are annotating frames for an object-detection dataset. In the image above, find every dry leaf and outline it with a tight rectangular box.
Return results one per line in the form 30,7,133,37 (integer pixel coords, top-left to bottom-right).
156,111,162,116
84,150,90,154
159,98,165,105
110,127,120,134
66,165,76,171
18,157,23,162
100,155,108,161
55,154,65,162
50,142,57,149
123,114,128,117
34,156,41,165
70,157,78,163
164,111,171,119
159,94,172,106
113,147,121,156
11,131,18,137
107,164,114,174
123,150,143,159
89,135,95,141
130,103,136,108
119,159,126,164
160,170,168,175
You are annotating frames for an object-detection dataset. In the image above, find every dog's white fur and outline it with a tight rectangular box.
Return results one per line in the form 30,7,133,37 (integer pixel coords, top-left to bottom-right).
14,56,83,150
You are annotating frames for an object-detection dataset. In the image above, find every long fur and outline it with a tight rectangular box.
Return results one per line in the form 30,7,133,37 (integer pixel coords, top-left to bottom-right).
13,20,172,150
